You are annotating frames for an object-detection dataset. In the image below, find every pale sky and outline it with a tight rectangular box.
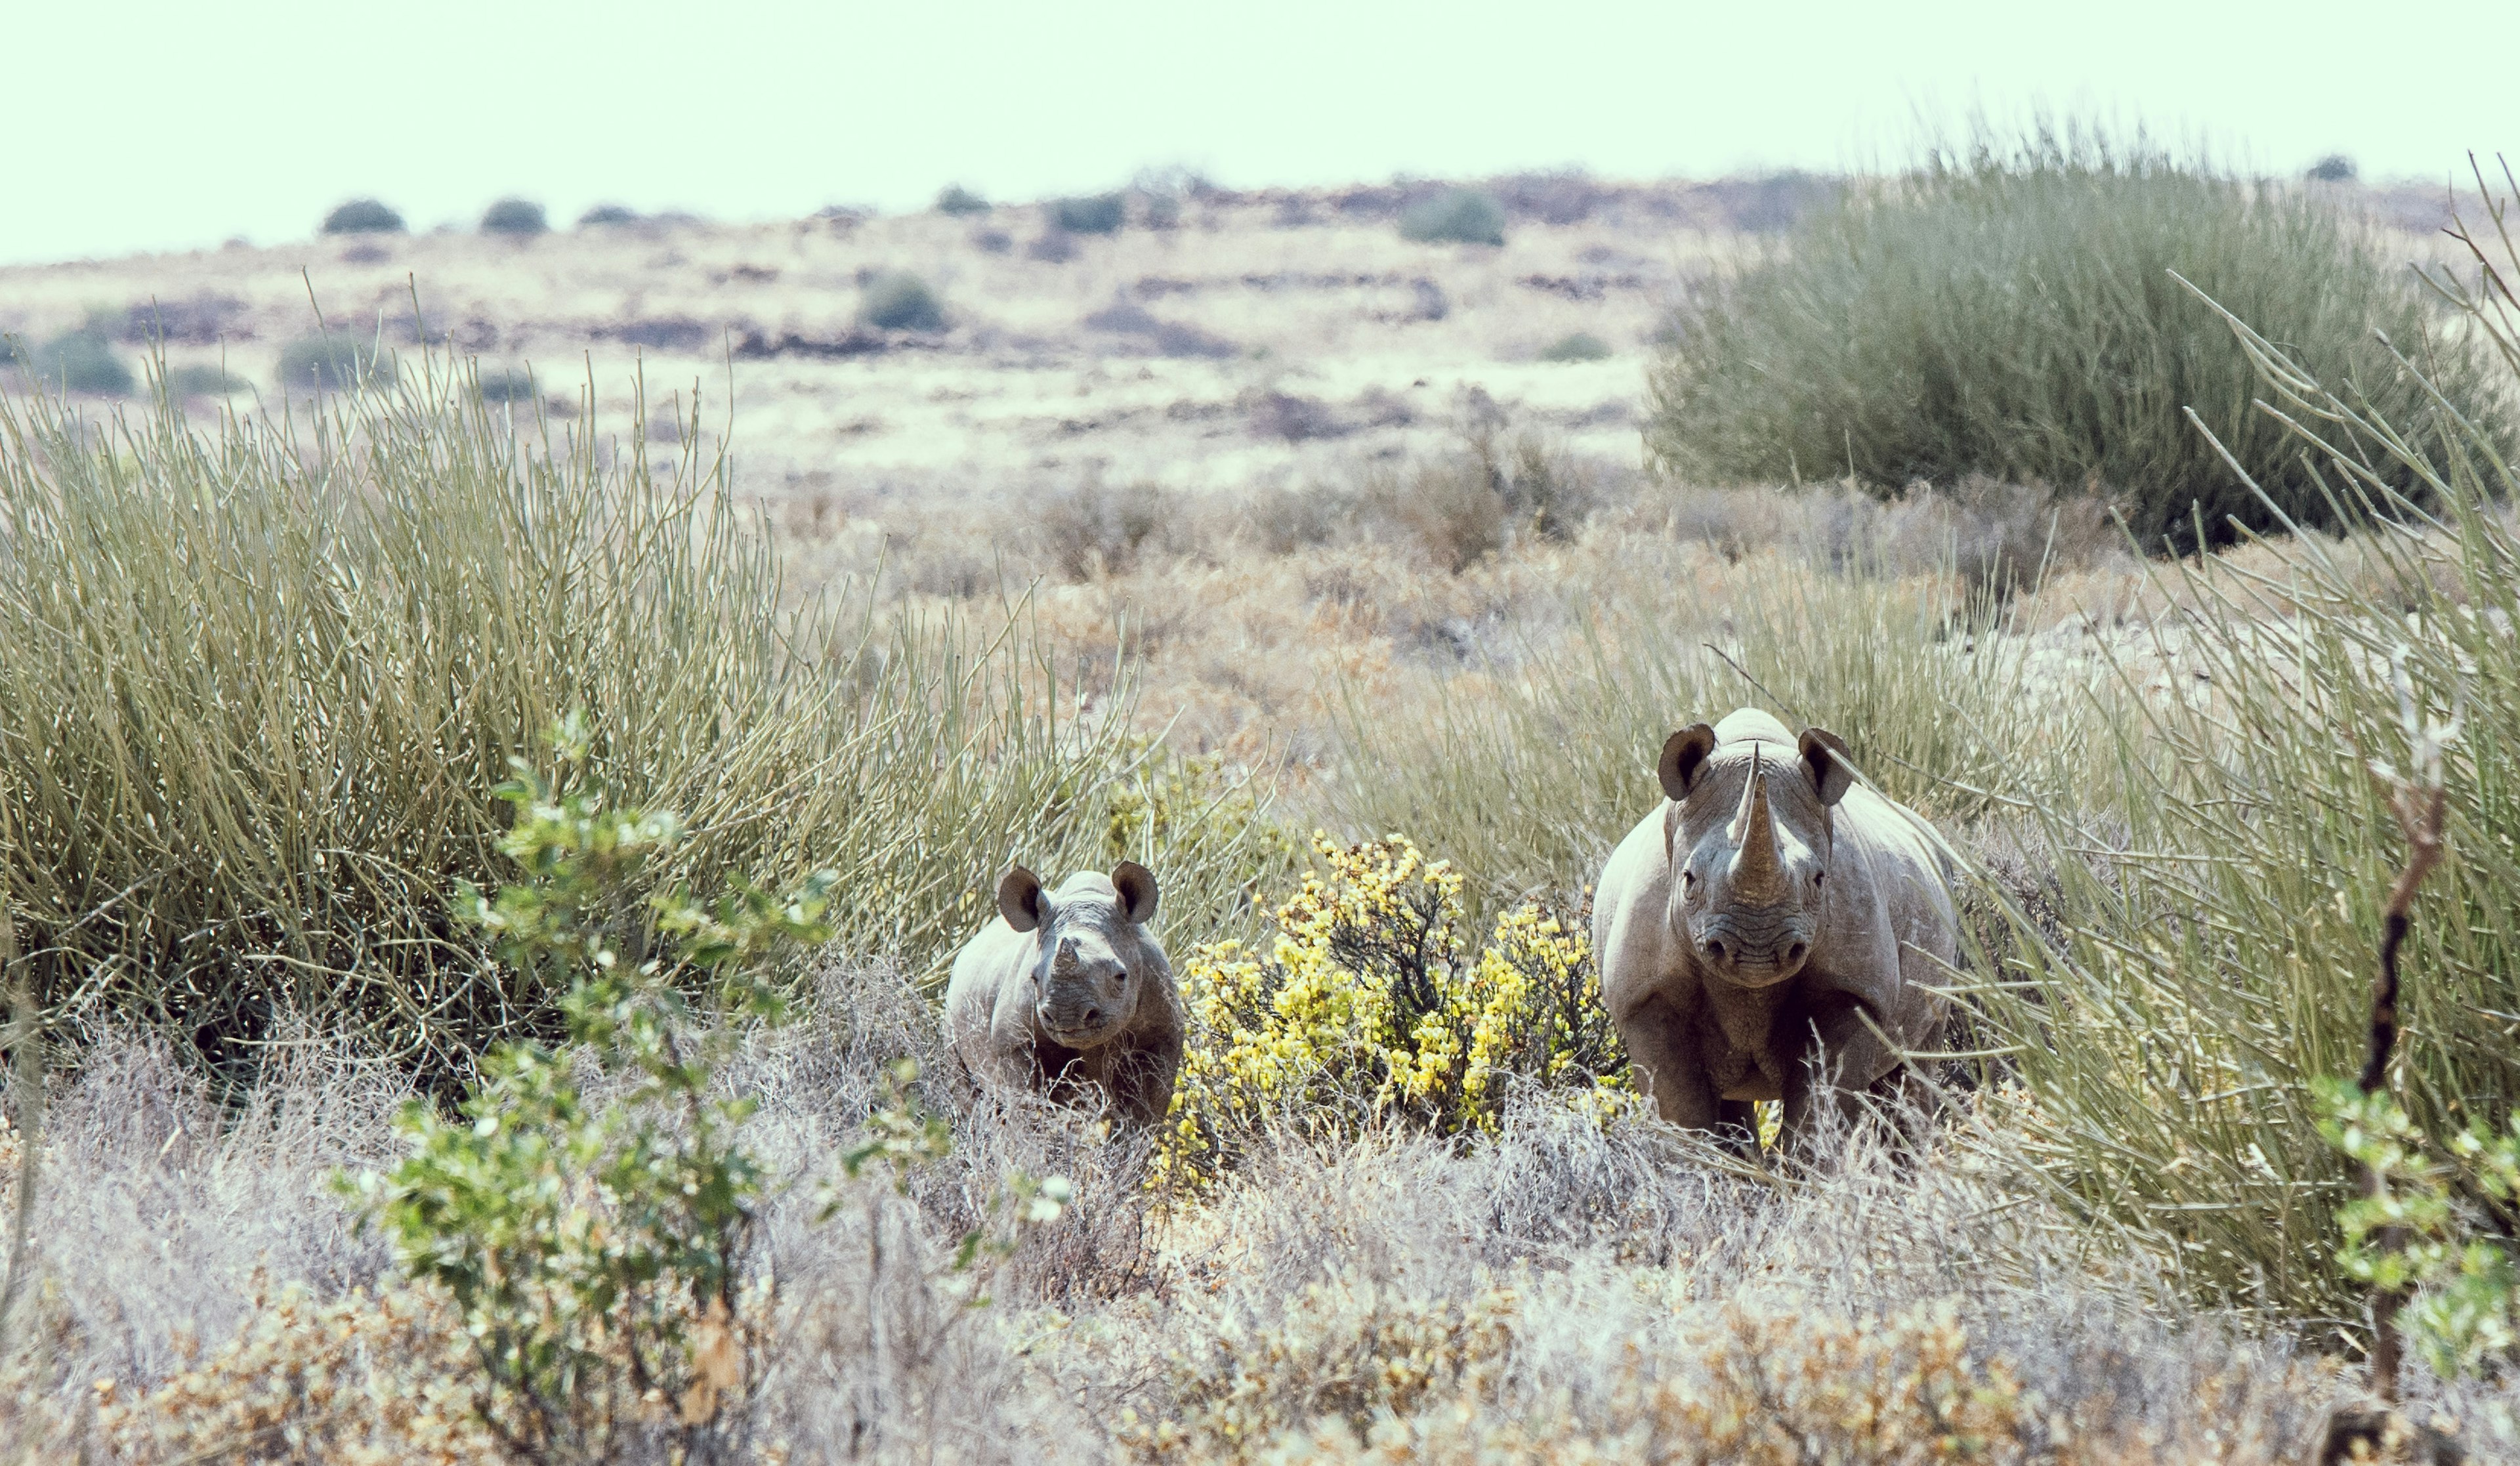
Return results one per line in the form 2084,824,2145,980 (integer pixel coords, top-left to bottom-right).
3,0,2506,265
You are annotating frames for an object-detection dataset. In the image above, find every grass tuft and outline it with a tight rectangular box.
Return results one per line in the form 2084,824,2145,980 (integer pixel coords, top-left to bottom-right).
0,355,1277,1081
1645,124,2504,551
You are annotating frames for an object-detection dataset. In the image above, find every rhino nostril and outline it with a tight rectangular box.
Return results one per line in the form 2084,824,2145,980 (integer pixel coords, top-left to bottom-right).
1083,1007,1103,1028
1786,942,1808,966
1704,938,1727,964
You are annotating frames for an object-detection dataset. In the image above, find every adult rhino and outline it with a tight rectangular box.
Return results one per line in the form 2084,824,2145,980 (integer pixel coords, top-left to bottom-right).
1593,708,1956,1147
944,862,1183,1125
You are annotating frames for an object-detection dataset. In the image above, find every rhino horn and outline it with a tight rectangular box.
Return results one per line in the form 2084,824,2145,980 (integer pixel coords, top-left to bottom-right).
1728,748,1788,904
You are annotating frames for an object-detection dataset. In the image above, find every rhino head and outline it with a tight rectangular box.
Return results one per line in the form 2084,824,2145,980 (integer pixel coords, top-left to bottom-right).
1657,721,1856,989
998,861,1162,1049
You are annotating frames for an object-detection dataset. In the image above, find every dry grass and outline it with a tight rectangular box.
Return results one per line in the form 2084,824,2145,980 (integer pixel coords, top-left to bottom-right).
10,985,2512,1463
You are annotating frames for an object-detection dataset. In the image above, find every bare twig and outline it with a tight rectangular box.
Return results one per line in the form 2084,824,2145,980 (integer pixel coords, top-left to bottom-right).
2354,649,2458,1408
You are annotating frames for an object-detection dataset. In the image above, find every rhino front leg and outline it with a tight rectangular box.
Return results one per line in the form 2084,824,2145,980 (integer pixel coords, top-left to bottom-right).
1106,1030,1181,1127
1779,997,1895,1153
1616,993,1719,1131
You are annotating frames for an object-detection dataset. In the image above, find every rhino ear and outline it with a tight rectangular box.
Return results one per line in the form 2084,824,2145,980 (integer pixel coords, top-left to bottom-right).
998,866,1047,932
1798,728,1856,807
1657,724,1718,802
1110,861,1160,925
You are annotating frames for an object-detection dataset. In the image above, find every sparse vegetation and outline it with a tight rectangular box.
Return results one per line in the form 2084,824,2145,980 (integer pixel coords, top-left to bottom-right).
858,270,945,332
1049,192,1125,236
482,197,549,236
1398,188,1507,246
322,198,406,234
1646,126,2502,550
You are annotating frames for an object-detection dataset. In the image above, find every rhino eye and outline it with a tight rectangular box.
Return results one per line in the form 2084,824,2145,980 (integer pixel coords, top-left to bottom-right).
1812,870,1826,887
1115,969,1129,985
1681,869,1698,890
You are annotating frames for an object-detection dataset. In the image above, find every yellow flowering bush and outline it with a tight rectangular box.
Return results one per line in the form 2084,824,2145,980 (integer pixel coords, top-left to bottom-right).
1154,833,1624,1192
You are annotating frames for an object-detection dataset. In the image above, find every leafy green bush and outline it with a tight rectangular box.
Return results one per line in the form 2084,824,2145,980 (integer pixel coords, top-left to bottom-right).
276,332,394,391
322,198,406,234
859,271,946,332
1398,189,1507,247
1981,171,2520,1322
576,203,640,227
349,715,835,1461
1050,194,1125,236
20,329,133,395
0,352,1282,1079
935,184,990,216
1538,331,1611,363
2319,1080,2520,1379
1644,128,2502,551
481,198,549,236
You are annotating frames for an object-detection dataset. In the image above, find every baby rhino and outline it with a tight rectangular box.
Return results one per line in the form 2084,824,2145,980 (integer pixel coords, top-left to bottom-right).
944,862,1183,1125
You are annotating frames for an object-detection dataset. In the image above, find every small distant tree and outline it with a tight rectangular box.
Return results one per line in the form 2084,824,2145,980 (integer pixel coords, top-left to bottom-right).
2307,153,2359,183
23,330,134,396
1400,189,1507,247
859,272,945,333
1538,332,1612,363
935,184,990,217
482,198,549,237
323,198,406,234
1049,194,1125,236
577,203,640,227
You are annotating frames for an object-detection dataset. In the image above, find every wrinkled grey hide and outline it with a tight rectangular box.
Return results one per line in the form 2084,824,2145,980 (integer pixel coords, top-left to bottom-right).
944,862,1182,1125
1593,709,1955,1146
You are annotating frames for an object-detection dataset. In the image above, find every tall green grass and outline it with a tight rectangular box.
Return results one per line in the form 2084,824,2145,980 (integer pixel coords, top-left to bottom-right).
1983,165,2520,1324
0,356,1276,1079
1324,553,2112,911
1645,125,2504,551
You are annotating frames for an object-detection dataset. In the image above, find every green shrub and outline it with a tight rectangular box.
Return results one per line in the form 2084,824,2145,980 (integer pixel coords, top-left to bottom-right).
1980,174,2520,1322
276,333,394,391
859,271,945,332
1398,189,1507,247
322,198,406,234
1537,331,1611,363
20,329,134,395
2307,153,2358,183
935,184,990,216
1049,193,1125,236
576,203,639,227
476,364,538,403
161,363,244,397
348,716,835,1461
481,198,549,236
1644,127,2502,551
0,353,1282,1079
